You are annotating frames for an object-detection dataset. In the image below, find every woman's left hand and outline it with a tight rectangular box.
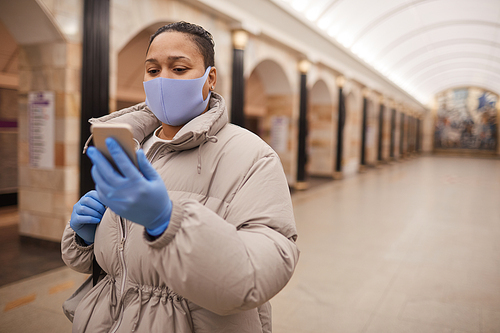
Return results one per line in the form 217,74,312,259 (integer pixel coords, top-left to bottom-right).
87,138,172,235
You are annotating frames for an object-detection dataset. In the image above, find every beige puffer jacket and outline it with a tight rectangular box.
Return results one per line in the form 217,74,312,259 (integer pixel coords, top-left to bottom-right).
61,93,299,333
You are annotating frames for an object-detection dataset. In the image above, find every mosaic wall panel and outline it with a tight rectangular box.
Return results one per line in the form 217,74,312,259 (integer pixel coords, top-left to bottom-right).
435,88,498,151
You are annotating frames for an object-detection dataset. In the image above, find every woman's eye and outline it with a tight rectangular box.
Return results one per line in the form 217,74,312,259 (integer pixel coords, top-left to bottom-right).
173,68,187,73
147,69,159,75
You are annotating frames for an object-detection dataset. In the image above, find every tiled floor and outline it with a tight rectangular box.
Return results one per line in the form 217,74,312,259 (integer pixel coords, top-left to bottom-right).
272,156,500,333
0,223,65,287
1,156,500,333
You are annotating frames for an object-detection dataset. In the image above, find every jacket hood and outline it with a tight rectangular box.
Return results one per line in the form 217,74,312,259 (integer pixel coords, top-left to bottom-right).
86,92,228,152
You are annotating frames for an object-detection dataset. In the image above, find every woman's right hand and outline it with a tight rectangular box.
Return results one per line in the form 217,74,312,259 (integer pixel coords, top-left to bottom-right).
70,190,106,245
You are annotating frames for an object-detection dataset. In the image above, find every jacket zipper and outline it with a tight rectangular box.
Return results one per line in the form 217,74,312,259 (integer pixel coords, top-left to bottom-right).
110,217,128,333
108,144,162,333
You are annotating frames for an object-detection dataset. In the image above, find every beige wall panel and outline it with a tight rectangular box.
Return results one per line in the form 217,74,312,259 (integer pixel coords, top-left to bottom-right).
18,211,66,242
19,189,54,215
245,71,267,118
342,85,362,177
0,132,17,193
18,167,64,191
381,103,391,161
394,112,401,159
0,88,18,118
307,70,338,177
422,111,434,153
308,104,334,176
16,38,82,241
267,94,295,182
364,98,378,166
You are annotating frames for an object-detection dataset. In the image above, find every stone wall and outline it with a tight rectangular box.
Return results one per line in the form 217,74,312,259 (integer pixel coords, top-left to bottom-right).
343,90,362,177
364,97,378,166
381,102,392,161
0,88,18,194
266,94,296,183
308,103,335,176
394,111,401,159
17,42,81,241
401,113,408,156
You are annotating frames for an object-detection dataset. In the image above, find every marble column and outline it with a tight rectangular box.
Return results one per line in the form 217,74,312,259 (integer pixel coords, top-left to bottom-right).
390,108,396,159
230,30,248,128
377,101,384,163
416,118,421,152
335,76,345,176
360,92,368,167
79,0,110,196
399,113,405,157
296,60,310,190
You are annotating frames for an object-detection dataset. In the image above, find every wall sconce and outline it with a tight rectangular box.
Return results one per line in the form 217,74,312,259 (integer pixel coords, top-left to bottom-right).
232,30,249,50
298,59,311,74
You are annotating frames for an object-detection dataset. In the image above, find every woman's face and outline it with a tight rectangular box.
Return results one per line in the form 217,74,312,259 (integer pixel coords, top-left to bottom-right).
144,31,216,100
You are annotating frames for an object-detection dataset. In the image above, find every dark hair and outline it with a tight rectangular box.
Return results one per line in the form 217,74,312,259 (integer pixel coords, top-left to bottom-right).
147,21,215,69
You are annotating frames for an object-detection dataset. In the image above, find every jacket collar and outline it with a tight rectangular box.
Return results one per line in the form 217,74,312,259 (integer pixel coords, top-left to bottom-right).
86,92,228,152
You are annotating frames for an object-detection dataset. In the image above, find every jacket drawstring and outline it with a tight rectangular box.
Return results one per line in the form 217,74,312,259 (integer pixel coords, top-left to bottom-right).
82,134,93,154
109,277,117,311
197,135,218,174
131,288,145,332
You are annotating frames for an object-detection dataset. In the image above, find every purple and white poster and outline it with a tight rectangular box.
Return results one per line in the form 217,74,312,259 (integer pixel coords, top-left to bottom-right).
29,91,54,169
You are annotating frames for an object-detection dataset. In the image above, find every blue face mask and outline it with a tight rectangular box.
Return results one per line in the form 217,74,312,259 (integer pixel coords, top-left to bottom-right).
143,67,212,126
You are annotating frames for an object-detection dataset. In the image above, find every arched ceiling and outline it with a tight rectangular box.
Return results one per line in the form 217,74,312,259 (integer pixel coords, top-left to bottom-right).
273,0,500,105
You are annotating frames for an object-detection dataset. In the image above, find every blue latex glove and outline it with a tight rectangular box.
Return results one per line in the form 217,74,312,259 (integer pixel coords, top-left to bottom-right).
86,138,172,236
70,190,106,244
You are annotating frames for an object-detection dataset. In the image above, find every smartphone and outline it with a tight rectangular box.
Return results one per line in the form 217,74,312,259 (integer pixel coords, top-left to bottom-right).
91,123,138,169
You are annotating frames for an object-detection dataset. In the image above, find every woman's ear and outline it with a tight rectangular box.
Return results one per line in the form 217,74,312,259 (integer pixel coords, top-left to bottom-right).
208,67,217,91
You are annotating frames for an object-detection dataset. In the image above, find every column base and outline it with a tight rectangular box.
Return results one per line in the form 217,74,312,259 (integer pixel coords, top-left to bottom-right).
333,171,343,180
294,181,309,191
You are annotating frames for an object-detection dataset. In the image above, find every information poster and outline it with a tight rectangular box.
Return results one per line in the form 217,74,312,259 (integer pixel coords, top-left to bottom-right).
29,91,55,169
271,116,289,154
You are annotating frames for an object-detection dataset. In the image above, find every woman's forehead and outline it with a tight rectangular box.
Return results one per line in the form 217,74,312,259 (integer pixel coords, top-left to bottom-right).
147,31,202,61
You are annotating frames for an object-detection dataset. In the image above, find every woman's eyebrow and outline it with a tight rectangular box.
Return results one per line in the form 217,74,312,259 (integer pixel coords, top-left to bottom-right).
144,56,191,64
167,55,191,62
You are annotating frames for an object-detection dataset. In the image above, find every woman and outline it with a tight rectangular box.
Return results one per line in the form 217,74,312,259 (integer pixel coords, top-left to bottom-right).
62,21,299,333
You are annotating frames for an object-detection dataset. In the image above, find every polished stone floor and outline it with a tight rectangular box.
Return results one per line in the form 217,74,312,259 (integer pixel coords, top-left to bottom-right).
1,156,500,333
0,223,64,287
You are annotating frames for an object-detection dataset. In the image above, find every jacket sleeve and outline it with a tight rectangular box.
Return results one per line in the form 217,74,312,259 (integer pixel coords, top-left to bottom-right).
61,222,95,274
144,153,299,316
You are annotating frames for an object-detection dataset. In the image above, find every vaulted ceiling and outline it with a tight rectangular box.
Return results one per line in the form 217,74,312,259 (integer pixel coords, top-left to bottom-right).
272,0,500,105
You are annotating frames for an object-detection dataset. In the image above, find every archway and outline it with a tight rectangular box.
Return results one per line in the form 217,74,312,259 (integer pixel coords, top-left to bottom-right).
244,59,294,182
117,23,166,110
308,80,335,177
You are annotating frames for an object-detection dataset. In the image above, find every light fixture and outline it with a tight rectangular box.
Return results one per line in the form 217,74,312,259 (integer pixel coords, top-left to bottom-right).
232,30,249,50
298,59,312,73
